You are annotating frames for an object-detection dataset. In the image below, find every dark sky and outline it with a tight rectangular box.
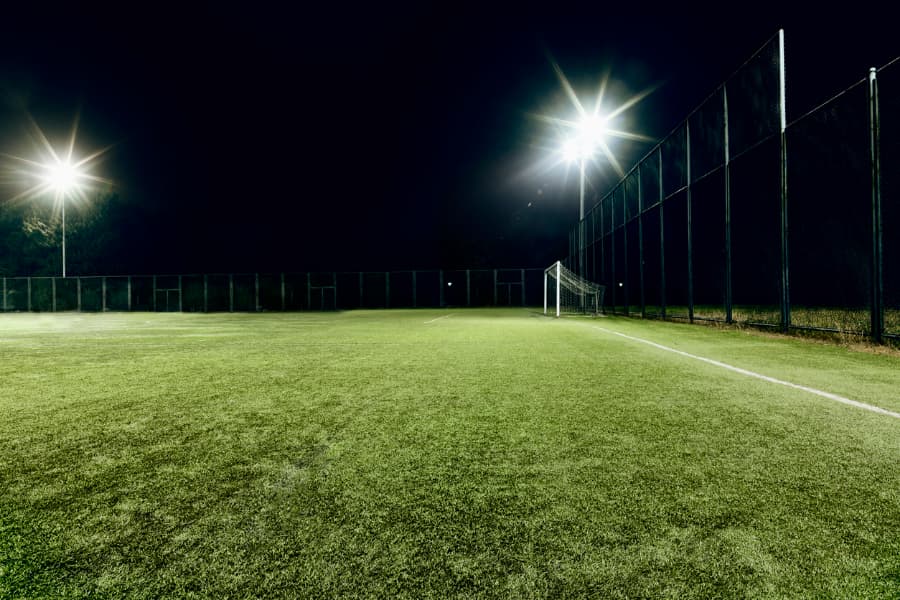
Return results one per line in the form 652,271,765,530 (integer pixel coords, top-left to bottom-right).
0,4,897,274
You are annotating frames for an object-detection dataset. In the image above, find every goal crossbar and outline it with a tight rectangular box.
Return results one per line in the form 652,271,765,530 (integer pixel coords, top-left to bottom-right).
543,261,605,317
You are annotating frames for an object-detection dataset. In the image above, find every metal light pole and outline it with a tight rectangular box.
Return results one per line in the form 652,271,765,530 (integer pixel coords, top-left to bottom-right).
61,194,67,278
42,161,83,278
579,157,586,277
7,117,111,280
559,114,610,285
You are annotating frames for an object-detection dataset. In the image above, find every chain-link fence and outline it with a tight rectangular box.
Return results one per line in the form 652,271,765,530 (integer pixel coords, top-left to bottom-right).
0,269,545,312
570,30,897,343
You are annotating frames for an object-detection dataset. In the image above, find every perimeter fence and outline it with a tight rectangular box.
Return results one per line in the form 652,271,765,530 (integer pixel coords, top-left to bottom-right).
0,269,545,312
568,30,898,342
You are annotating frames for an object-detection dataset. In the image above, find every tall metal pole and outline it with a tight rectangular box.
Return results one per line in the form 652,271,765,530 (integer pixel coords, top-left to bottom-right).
724,85,733,324
686,121,694,323
779,29,790,333
869,67,883,343
543,268,548,315
659,149,666,320
623,183,629,315
556,261,561,317
579,158,586,279
599,197,605,284
638,171,645,318
61,196,66,278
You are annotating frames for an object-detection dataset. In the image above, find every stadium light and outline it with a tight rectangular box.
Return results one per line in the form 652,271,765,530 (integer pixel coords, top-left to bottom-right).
530,56,657,281
40,159,86,278
561,114,608,219
2,115,112,278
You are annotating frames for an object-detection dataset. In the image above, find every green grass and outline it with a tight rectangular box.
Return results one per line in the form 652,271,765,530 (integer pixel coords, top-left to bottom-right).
1,309,898,598
617,304,900,336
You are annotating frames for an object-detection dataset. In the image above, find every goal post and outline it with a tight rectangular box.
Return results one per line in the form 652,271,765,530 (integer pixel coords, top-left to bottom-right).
544,260,605,317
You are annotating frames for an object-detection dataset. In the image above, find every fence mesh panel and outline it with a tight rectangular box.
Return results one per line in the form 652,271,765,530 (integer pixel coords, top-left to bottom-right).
730,138,782,324
787,81,871,333
561,34,900,342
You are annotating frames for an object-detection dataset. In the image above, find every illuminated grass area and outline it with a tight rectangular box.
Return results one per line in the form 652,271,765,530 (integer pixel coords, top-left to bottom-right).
626,305,900,336
1,310,898,598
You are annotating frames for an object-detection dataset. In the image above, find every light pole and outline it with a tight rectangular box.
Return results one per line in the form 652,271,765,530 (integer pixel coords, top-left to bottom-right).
61,193,66,278
562,115,606,278
42,160,81,278
3,117,111,279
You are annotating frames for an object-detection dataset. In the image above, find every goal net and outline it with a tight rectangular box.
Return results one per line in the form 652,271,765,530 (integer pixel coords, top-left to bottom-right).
544,261,605,317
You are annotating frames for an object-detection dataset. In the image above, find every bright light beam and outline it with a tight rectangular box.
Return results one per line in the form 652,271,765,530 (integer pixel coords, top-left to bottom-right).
533,54,657,184
2,114,113,209
1,113,114,278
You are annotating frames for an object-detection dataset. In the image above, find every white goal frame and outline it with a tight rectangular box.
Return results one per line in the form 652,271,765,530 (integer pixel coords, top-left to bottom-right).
543,260,605,317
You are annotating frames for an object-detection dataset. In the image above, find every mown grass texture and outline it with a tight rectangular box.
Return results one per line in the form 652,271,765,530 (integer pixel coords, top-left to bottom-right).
1,309,898,598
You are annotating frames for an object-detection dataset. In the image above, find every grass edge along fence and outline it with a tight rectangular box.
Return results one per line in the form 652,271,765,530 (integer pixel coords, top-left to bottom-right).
567,29,898,344
0,269,545,313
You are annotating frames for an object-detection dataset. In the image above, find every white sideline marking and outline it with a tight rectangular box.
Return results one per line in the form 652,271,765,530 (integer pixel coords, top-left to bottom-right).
594,327,900,419
424,314,454,324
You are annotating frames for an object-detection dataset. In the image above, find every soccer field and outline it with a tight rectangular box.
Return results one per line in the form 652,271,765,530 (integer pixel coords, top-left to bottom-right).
1,309,898,598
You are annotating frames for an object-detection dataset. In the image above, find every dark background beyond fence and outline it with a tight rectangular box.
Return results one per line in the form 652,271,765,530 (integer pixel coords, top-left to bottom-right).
0,269,545,312
568,31,898,343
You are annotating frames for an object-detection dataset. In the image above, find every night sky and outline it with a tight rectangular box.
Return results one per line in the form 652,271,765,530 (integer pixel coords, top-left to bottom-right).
0,4,897,275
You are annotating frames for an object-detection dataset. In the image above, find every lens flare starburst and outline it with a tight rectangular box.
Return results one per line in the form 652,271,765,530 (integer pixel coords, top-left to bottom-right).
527,55,658,194
1,113,113,216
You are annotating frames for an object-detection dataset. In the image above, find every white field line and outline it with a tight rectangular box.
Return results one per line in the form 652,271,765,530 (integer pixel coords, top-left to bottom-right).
424,314,454,324
594,326,900,419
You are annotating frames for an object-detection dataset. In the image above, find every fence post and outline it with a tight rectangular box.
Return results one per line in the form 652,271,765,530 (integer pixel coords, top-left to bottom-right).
52,277,57,312
493,269,498,306
280,273,286,311
127,276,132,311
638,173,645,318
178,275,183,312
229,274,234,312
686,121,694,323
521,268,526,306
466,270,471,306
599,199,605,285
412,271,417,308
27,277,31,312
659,149,666,320
622,184,629,315
869,67,884,343
724,85,733,324
779,29,790,333
610,228,616,312
102,276,107,312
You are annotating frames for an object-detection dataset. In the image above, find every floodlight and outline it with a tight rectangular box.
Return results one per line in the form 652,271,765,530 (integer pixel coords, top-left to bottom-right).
44,160,82,193
561,116,607,163
561,140,580,162
3,115,113,278
577,115,607,147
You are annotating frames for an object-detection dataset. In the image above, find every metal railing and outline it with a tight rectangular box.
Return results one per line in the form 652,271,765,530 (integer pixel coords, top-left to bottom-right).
568,30,898,342
0,269,545,312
